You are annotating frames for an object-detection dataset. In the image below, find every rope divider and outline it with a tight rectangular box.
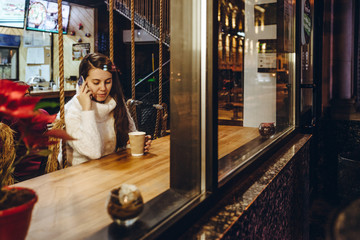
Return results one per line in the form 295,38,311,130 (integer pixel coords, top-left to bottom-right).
57,0,67,168
154,0,163,139
130,0,138,128
112,0,167,137
109,0,114,63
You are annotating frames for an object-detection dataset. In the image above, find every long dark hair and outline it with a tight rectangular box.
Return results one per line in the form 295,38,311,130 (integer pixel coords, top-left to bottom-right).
79,53,130,149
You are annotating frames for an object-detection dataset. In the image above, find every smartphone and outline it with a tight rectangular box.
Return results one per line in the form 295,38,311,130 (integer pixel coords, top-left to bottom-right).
77,75,84,86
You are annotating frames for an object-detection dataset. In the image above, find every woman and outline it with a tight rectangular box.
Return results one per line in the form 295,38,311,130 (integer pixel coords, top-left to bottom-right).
58,53,150,166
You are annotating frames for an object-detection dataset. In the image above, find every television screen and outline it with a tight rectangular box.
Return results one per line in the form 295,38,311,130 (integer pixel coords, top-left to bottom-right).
26,0,70,34
0,0,26,29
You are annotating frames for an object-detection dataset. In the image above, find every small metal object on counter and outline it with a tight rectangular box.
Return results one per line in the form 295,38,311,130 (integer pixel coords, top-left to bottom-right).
153,104,163,110
107,184,144,227
258,122,276,139
27,76,49,90
49,79,55,89
126,99,143,107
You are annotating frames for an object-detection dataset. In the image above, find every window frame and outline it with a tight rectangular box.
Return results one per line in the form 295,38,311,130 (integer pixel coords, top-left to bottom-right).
108,0,304,238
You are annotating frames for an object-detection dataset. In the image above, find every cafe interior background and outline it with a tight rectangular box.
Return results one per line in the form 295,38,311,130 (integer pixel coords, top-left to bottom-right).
0,0,359,239
0,1,94,89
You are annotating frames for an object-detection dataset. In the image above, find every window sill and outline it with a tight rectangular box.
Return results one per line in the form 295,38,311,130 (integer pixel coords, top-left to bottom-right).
177,133,312,239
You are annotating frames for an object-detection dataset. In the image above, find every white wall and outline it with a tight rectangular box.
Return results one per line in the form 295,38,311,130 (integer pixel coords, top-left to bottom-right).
53,4,95,86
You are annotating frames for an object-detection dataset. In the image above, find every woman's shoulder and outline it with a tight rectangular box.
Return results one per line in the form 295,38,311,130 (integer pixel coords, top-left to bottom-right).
56,95,81,119
66,95,82,111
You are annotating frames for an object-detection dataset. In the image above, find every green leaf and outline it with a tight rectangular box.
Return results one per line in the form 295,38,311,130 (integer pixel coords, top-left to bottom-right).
35,101,59,110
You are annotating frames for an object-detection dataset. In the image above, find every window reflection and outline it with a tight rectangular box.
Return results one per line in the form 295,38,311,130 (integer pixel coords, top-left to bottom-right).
218,0,296,182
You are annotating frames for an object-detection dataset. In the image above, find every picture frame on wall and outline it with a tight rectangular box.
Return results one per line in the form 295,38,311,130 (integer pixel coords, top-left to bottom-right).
72,43,90,61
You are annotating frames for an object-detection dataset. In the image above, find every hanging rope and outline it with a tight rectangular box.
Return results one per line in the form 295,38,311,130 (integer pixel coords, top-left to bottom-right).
158,0,163,106
58,0,67,168
109,0,114,63
154,0,163,138
130,0,138,127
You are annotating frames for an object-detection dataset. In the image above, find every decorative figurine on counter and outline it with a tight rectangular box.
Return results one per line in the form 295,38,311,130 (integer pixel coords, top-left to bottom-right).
79,23,83,30
258,122,276,139
107,184,144,227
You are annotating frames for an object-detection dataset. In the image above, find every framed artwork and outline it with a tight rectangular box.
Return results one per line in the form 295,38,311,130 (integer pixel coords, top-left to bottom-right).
72,43,90,61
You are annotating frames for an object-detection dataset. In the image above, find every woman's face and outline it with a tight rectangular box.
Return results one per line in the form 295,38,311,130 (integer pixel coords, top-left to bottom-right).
85,68,113,102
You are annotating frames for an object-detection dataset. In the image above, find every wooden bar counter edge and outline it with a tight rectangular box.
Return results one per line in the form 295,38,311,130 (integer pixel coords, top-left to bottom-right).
29,89,76,99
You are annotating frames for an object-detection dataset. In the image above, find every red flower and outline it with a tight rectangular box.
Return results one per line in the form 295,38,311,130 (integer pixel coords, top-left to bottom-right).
0,80,41,119
0,79,74,151
17,110,74,150
0,79,74,186
18,111,57,149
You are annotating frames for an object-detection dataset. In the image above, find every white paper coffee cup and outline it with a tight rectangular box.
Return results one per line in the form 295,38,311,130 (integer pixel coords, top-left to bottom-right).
128,131,146,156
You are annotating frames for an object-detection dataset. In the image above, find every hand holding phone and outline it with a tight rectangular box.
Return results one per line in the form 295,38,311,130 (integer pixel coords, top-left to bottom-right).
77,80,92,111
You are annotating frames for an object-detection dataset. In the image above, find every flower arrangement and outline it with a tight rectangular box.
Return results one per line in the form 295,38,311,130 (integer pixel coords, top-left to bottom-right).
0,79,73,208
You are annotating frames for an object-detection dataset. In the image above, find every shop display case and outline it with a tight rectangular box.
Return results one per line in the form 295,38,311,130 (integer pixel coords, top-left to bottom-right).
0,48,19,80
0,34,20,80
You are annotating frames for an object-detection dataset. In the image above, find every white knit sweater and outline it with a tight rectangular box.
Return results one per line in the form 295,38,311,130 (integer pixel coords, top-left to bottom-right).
58,95,136,166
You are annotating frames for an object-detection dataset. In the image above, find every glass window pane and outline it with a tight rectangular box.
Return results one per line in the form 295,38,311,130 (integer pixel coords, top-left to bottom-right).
301,88,313,113
169,0,202,195
218,0,296,182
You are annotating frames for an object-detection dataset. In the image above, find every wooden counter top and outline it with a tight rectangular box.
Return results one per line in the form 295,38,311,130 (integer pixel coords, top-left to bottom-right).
15,135,170,240
14,126,258,240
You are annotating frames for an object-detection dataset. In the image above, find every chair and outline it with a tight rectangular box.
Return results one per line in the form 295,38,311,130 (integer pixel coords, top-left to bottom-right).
0,122,16,186
45,119,65,173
